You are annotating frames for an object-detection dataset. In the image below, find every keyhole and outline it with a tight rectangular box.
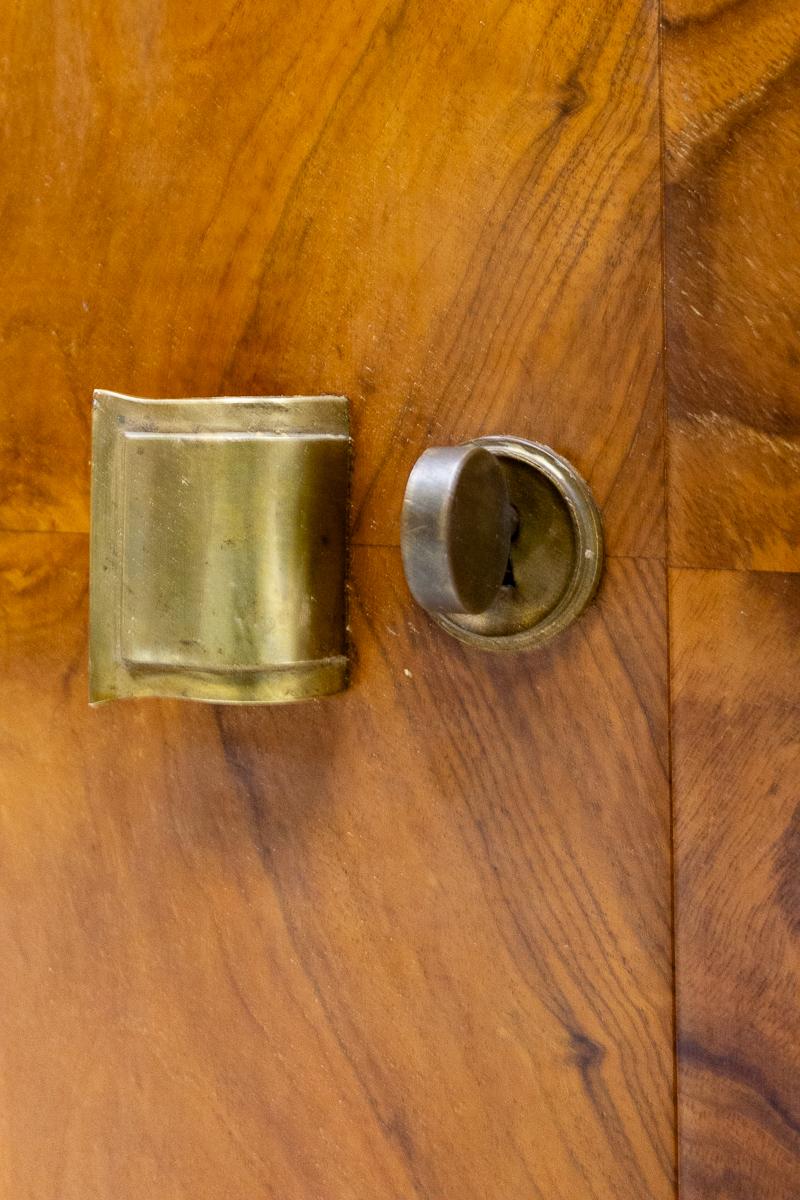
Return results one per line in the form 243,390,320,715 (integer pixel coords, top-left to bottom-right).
501,505,521,589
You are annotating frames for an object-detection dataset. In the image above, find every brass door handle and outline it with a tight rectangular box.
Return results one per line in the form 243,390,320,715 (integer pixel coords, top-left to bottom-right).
401,445,516,616
401,437,603,651
89,394,604,706
89,391,350,705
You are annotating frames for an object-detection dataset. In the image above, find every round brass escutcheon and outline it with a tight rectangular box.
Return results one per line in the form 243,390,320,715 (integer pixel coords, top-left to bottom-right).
422,437,603,652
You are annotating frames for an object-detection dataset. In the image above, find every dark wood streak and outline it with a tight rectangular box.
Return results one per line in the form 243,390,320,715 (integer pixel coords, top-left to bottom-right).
666,54,800,180
212,703,432,1198
670,569,800,1198
679,1038,800,1144
663,0,800,571
663,0,766,33
352,553,675,1195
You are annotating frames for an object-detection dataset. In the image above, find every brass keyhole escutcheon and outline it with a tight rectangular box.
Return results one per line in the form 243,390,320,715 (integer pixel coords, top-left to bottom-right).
401,437,604,651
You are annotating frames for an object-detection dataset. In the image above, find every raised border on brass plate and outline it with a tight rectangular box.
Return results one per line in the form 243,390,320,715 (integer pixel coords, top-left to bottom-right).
89,391,350,705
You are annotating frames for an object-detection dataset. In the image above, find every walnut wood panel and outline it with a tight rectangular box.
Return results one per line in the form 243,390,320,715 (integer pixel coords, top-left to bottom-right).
0,533,674,1200
663,0,800,570
0,0,664,556
671,568,800,1199
664,5,800,1194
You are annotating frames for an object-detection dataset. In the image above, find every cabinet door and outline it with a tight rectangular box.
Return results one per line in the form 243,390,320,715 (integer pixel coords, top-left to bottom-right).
0,3,672,1197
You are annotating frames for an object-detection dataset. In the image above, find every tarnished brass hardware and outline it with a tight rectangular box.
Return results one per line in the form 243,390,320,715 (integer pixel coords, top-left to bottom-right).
401,437,603,651
89,391,350,705
402,445,515,615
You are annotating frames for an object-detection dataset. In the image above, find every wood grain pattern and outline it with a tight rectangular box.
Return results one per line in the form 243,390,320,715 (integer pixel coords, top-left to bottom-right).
0,534,675,1199
0,0,664,556
671,568,800,1198
0,1,674,1194
663,0,800,570
664,6,800,1194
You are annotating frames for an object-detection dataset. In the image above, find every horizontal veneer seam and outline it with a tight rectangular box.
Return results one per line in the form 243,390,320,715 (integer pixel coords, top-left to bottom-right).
0,528,670,573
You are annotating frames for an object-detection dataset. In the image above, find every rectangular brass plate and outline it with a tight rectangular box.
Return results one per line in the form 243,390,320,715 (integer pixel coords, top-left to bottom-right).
90,391,350,704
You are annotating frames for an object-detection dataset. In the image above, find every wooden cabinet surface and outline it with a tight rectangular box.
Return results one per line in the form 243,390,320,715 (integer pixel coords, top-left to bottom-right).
0,2,797,1197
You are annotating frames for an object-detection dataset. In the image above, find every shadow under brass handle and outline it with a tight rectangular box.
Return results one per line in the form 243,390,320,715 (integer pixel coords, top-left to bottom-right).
401,437,604,652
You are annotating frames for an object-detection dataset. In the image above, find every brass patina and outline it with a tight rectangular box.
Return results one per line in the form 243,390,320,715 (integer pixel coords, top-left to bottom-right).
89,391,350,704
401,436,603,650
401,444,515,615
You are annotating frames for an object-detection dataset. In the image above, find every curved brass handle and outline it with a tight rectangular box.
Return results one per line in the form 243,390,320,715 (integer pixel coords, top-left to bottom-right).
401,437,604,652
89,391,350,705
401,445,516,616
